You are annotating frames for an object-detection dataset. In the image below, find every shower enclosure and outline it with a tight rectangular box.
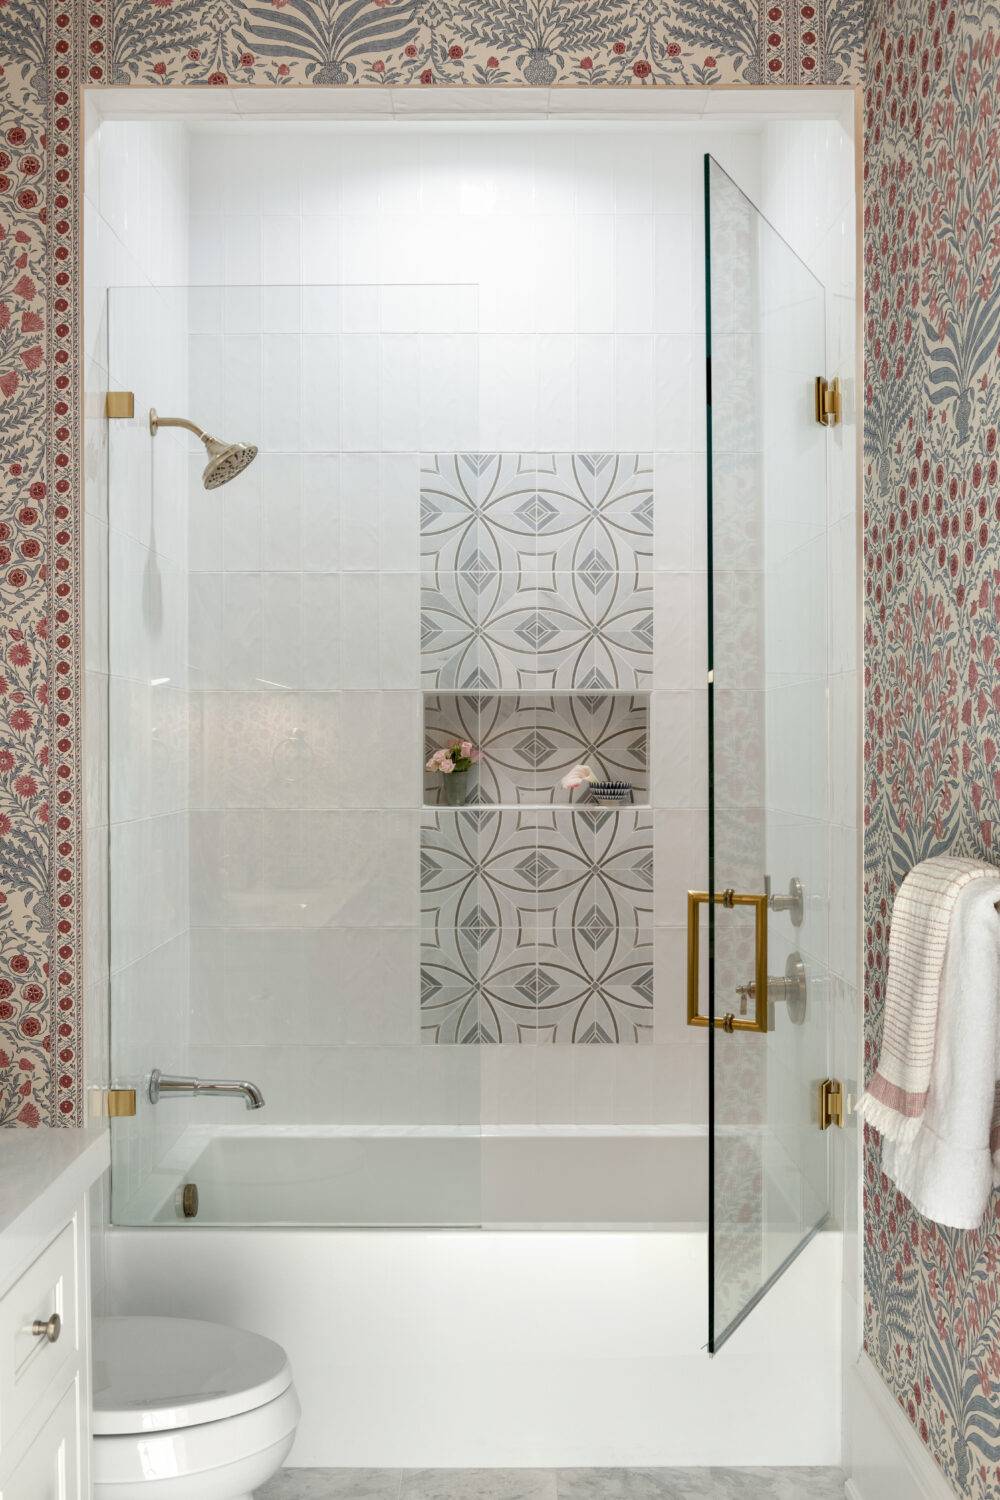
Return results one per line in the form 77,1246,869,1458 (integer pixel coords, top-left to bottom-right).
97,121,853,1358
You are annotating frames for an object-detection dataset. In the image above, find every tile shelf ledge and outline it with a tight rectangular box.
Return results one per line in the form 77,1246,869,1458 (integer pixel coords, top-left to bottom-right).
424,803,650,811
420,690,651,697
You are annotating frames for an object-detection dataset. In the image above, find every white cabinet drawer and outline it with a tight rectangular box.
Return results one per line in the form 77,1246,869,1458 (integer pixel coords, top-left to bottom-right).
0,1376,80,1500
0,1222,78,1456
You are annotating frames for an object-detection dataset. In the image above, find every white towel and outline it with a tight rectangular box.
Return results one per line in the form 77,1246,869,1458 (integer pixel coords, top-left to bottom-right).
859,859,1000,1230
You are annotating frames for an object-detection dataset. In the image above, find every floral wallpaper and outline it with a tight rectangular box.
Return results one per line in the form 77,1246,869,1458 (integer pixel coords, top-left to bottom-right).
34,0,1000,1487
99,0,863,89
0,5,862,1135
862,0,1000,1493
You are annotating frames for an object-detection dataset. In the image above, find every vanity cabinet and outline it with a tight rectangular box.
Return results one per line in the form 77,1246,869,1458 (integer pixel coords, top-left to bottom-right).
0,1129,108,1500
0,1200,90,1498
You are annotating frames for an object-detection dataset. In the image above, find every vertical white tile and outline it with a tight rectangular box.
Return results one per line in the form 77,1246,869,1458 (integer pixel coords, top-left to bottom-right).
379,574,419,689
301,334,340,451
576,334,615,449
614,216,654,335
300,573,340,690
340,573,380,689
576,216,614,334
340,451,380,571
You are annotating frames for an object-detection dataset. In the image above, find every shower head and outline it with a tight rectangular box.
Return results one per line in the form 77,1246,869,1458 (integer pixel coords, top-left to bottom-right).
149,408,258,491
200,435,259,490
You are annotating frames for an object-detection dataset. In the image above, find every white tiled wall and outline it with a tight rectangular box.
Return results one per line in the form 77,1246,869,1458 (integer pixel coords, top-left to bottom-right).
176,122,767,1134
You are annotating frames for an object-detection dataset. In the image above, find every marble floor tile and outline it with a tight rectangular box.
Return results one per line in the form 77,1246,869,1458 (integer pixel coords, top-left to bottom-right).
255,1470,403,1499
555,1470,690,1499
701,1471,844,1499
399,1472,559,1500
258,1470,845,1500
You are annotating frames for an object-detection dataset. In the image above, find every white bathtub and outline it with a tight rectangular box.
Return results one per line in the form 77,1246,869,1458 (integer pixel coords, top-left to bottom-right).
116,1125,708,1228
106,1222,842,1467
107,1125,840,1466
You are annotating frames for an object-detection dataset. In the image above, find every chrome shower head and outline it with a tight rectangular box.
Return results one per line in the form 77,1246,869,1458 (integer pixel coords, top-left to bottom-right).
149,408,258,491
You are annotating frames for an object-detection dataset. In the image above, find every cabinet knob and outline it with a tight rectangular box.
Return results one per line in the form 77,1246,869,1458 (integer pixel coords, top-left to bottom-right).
31,1313,61,1344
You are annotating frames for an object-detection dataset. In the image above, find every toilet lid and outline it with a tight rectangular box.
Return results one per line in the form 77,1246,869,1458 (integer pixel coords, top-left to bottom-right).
93,1316,293,1435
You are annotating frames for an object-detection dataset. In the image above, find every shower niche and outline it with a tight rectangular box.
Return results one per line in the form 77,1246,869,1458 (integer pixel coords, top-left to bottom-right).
422,691,650,809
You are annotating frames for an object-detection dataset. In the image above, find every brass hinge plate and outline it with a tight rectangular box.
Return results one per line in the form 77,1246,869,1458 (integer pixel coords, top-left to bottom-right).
818,1077,844,1130
104,1088,137,1118
815,376,841,427
105,391,135,420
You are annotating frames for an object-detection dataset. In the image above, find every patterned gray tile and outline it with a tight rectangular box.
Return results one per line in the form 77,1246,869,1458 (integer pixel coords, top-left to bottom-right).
255,1470,403,1499
400,1473,557,1500
590,569,654,691
420,454,654,694
592,454,654,564
421,574,485,691
420,453,484,578
420,807,653,1044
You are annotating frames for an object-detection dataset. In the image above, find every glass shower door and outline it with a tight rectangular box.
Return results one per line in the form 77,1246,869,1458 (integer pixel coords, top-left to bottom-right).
701,156,832,1351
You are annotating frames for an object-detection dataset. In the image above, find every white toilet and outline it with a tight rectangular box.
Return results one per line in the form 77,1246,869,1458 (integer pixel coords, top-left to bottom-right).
92,1316,300,1499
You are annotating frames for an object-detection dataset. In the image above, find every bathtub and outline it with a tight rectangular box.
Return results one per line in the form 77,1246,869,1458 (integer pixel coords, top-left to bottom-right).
107,1124,840,1466
115,1124,708,1228
105,1217,842,1468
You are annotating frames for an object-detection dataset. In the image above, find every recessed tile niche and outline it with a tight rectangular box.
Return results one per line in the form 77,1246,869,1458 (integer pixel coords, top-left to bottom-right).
423,691,650,808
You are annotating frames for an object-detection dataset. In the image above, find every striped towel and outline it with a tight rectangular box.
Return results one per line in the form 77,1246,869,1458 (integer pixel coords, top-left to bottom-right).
858,854,1000,1229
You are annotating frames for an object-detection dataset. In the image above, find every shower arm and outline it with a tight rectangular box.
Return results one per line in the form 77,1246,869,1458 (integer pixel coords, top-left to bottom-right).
149,409,207,440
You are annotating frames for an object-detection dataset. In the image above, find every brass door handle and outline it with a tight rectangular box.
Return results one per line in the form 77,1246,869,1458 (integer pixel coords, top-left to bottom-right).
32,1313,61,1344
686,889,769,1033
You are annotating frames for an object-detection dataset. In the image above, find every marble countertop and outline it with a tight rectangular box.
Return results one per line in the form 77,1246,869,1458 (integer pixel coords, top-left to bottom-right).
0,1125,110,1289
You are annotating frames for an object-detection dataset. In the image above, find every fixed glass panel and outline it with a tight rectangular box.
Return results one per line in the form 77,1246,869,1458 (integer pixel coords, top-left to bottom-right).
704,157,832,1350
105,282,482,1227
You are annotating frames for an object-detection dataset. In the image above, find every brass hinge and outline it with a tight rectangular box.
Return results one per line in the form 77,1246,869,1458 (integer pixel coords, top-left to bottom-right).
103,1088,137,1118
815,376,841,427
105,391,135,420
818,1077,844,1130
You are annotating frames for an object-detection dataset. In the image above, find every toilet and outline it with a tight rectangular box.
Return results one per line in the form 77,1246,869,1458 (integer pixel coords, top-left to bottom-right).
92,1316,300,1499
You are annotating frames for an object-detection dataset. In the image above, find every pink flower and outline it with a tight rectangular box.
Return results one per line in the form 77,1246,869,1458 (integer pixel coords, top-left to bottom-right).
560,763,595,790
460,741,473,759
439,758,454,773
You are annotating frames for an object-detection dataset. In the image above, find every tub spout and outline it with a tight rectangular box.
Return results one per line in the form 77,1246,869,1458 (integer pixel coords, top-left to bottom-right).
148,1069,265,1111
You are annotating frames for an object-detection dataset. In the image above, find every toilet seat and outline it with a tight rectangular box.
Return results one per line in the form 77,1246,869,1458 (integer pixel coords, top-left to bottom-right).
93,1316,293,1434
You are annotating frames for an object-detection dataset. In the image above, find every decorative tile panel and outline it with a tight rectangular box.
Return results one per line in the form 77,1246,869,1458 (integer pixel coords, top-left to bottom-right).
421,808,653,1044
420,454,653,692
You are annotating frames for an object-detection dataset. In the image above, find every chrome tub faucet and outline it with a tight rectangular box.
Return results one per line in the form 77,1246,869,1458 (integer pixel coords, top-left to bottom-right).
148,1068,265,1110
